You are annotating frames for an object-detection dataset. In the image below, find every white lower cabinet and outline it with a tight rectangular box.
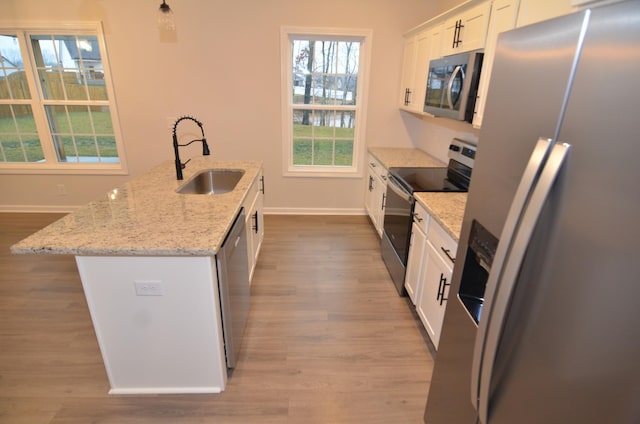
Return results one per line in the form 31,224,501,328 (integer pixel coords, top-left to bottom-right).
365,154,387,237
414,212,457,350
404,202,429,304
417,240,453,350
243,168,264,283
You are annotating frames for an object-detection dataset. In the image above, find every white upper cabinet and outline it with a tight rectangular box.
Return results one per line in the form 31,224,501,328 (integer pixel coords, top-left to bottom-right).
399,36,417,109
472,0,519,128
516,0,574,27
440,1,491,57
399,29,432,113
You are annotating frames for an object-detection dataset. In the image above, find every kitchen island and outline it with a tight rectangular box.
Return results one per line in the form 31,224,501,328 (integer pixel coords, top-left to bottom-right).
11,158,264,395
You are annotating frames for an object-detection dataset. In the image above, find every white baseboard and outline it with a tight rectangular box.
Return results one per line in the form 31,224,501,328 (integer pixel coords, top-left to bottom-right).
0,204,80,213
264,207,366,215
108,386,223,395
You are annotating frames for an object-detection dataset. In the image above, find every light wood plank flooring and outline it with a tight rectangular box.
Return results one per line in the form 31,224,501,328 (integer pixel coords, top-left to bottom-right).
0,213,434,423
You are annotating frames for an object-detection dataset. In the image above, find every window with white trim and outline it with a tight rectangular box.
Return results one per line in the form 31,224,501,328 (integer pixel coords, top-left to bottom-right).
0,24,125,173
281,28,371,176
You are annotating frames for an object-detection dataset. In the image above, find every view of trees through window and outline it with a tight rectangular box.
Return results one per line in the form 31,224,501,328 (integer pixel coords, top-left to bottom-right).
290,38,360,167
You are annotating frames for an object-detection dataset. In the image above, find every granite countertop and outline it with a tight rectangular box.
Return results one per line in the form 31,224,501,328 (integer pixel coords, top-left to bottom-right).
11,158,263,256
414,192,467,241
368,147,446,168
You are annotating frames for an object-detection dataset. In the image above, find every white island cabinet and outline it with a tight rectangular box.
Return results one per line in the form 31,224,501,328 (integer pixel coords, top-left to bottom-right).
11,158,264,395
76,256,227,394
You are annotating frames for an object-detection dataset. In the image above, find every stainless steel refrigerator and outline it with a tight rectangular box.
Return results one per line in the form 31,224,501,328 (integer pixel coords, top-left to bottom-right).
424,1,640,423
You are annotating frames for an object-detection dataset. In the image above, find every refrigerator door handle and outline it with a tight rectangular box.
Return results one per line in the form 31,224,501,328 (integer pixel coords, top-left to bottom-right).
475,142,572,424
470,138,554,414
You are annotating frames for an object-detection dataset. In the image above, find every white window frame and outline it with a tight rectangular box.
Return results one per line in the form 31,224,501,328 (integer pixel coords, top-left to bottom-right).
280,27,372,178
0,21,127,175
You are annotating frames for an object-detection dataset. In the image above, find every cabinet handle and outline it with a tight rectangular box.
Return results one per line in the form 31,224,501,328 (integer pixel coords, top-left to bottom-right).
368,175,374,191
441,247,456,263
453,19,464,48
260,175,265,194
437,273,450,306
404,88,412,106
252,211,259,234
370,162,376,168
381,174,388,181
414,213,423,223
381,193,386,210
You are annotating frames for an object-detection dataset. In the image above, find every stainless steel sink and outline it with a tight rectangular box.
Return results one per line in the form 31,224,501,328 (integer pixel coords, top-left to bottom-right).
176,169,244,195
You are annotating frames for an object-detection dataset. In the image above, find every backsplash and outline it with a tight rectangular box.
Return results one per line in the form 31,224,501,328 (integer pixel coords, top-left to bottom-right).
414,117,480,163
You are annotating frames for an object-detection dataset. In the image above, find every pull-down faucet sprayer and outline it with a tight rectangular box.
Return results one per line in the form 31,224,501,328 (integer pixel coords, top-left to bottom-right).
172,115,211,180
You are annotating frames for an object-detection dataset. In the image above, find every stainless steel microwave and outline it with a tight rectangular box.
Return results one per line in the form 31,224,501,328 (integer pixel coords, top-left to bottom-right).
423,50,484,123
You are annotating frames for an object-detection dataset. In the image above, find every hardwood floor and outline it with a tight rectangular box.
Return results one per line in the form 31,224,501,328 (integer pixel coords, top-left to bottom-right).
0,213,434,423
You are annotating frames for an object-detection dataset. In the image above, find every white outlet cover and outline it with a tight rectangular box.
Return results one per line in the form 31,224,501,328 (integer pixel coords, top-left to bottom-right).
134,280,163,296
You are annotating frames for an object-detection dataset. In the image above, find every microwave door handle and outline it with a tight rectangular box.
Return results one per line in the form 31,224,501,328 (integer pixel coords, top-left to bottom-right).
446,65,464,109
470,138,554,415
473,141,571,424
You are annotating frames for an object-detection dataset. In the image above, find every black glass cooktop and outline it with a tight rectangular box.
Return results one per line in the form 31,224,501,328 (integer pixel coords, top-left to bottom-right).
389,166,468,193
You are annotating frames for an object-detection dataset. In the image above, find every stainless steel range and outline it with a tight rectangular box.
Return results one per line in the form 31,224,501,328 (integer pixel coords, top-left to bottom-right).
381,138,476,295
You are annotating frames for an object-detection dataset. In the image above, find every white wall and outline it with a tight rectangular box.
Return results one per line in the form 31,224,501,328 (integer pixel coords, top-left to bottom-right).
1,0,452,213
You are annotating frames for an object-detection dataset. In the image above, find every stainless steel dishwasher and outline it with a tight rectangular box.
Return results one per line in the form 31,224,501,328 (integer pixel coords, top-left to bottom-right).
216,208,250,369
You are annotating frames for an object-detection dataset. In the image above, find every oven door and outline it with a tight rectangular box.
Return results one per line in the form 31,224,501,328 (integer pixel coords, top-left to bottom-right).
381,174,414,295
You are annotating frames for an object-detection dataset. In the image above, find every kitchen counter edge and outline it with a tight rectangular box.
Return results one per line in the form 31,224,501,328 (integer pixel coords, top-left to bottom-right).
10,158,263,257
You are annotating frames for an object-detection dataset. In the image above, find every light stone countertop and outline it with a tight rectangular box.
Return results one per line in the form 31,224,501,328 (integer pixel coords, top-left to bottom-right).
368,147,446,168
11,158,263,256
414,192,467,242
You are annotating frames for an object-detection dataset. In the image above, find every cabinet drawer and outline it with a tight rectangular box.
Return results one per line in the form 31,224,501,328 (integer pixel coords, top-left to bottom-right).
368,154,388,181
413,201,430,234
427,220,457,266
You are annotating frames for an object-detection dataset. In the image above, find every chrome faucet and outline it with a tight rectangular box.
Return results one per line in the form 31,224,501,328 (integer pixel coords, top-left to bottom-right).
172,115,211,180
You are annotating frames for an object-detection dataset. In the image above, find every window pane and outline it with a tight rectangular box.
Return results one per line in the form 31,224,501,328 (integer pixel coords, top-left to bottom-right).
291,108,356,166
74,135,98,159
293,109,312,136
293,139,312,165
291,38,360,108
97,136,119,161
91,106,113,135
313,139,334,166
336,111,355,138
0,104,43,162
45,104,117,163
0,35,31,99
335,140,353,166
31,35,105,101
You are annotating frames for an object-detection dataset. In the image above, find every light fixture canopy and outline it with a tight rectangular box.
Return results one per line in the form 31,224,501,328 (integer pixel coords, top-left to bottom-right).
158,0,175,31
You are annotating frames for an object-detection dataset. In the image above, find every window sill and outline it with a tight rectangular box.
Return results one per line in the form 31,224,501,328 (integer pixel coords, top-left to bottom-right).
283,166,362,179
0,163,128,176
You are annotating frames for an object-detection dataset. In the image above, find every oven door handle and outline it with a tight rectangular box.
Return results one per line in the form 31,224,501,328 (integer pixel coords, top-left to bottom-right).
386,174,412,202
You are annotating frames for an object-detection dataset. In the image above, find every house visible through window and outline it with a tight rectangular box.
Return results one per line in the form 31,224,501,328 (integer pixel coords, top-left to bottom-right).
281,28,371,176
0,25,124,172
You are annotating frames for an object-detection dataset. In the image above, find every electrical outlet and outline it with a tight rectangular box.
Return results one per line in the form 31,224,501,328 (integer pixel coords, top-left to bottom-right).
134,280,163,296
